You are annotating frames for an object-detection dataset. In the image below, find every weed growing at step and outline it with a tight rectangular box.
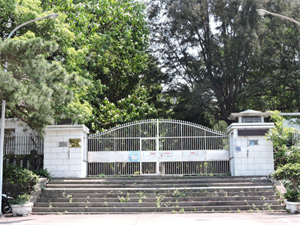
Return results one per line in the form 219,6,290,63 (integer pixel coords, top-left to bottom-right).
156,195,165,208
118,193,130,202
237,209,241,213
48,201,52,210
98,174,107,178
67,195,73,203
244,200,249,206
137,191,147,199
179,208,185,213
261,196,266,201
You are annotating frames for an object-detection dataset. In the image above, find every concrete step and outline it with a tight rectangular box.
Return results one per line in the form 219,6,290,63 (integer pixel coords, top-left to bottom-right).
45,182,271,189
33,176,284,214
49,177,271,184
34,200,281,207
40,190,277,199
37,195,280,203
32,205,284,213
40,189,276,198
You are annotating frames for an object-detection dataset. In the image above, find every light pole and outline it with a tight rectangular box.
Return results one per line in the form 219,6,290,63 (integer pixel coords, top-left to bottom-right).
257,9,300,27
0,13,58,216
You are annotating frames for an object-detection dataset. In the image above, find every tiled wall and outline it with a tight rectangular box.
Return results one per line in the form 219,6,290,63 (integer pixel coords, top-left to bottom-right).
44,125,89,178
228,123,275,176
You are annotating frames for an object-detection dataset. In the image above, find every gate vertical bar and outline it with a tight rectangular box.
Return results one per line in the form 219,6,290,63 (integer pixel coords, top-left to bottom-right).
181,123,183,175
156,119,159,175
114,130,116,176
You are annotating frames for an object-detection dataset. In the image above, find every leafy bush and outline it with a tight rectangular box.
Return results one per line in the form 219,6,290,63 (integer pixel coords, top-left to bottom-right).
273,163,300,192
284,189,300,202
267,111,300,201
3,164,39,194
265,111,298,168
34,168,51,180
8,193,30,205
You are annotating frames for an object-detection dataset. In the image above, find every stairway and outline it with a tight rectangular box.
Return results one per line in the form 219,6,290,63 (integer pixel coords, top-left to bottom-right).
32,176,285,214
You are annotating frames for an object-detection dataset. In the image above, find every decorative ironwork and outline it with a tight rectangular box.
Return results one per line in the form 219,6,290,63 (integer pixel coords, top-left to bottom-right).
3,134,44,170
88,119,229,176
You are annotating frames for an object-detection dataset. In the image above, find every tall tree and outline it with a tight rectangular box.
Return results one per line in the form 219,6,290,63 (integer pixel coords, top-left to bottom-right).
41,0,169,131
148,0,263,125
0,38,83,135
257,0,300,112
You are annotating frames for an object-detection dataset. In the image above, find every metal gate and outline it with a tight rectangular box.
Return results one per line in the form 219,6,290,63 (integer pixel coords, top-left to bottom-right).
88,119,229,176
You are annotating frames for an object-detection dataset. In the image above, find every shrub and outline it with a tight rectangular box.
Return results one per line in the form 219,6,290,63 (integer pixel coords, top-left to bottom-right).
284,189,300,202
8,193,30,205
34,168,51,180
273,163,300,192
3,164,39,194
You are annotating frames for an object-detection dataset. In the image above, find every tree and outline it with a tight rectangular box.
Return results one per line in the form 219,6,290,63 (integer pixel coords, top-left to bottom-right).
256,0,300,112
0,0,168,133
0,38,83,135
147,0,300,126
40,0,168,131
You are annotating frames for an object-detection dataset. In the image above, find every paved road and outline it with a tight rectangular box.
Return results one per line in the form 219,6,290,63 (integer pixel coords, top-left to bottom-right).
0,213,299,225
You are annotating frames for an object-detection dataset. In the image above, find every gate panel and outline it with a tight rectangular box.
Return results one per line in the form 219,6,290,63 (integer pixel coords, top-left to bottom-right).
88,119,229,176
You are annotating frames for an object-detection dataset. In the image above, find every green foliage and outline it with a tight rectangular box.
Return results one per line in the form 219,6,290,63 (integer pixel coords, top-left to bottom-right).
0,0,166,132
0,38,86,135
147,0,300,125
39,0,163,131
93,85,164,131
267,111,300,198
3,164,39,194
273,163,300,192
265,111,299,168
148,0,264,125
34,168,51,180
284,188,300,202
8,193,31,205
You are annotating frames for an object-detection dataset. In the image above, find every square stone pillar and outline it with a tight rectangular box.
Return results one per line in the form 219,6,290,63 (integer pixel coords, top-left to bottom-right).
44,125,89,178
227,123,275,176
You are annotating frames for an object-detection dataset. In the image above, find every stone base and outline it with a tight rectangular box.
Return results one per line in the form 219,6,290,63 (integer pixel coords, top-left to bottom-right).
285,200,300,213
11,203,33,216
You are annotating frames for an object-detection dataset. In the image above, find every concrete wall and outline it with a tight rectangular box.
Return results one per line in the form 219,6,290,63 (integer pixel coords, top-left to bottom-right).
44,125,89,178
227,123,275,176
3,119,33,134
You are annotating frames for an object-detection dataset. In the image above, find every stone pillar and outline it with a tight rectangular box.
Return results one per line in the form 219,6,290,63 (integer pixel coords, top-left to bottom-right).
227,123,275,176
44,125,89,178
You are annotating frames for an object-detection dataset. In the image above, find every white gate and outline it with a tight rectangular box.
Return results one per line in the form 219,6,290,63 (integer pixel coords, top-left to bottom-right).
88,119,229,176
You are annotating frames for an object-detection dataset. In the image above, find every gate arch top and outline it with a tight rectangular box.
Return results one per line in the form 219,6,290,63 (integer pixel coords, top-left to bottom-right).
88,119,226,139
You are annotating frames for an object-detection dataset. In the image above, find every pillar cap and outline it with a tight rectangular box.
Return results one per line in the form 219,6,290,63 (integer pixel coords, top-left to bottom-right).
228,109,272,120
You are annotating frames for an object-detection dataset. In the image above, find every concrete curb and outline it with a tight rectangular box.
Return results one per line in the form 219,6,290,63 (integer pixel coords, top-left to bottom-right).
30,177,47,204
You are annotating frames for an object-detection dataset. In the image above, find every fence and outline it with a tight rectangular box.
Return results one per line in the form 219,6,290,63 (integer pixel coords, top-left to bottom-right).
88,119,230,176
3,134,44,171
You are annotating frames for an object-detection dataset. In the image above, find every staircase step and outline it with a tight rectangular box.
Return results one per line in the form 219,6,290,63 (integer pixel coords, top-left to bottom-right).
32,205,284,213
33,176,284,214
37,196,279,202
